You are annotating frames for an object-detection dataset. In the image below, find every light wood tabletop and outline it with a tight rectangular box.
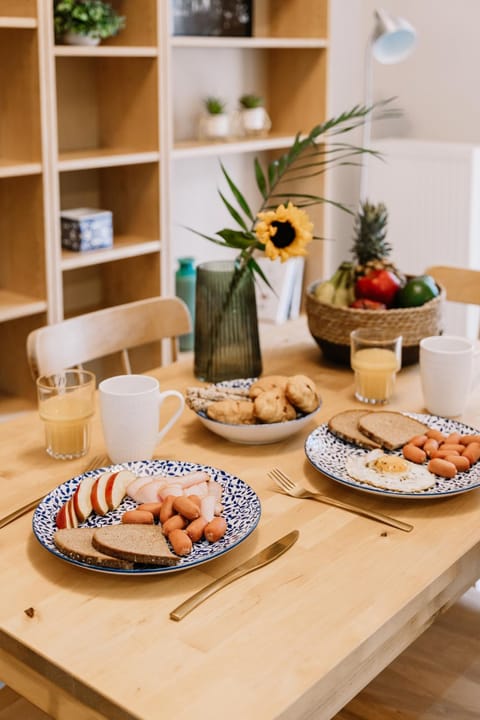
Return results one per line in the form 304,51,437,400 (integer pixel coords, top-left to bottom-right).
1,317,480,720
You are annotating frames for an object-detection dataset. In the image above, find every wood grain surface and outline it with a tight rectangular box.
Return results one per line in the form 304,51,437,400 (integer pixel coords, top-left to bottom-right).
1,317,479,720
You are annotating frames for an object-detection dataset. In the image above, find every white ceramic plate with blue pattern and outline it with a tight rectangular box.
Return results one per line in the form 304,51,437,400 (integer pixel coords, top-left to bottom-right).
195,378,321,445
33,459,261,575
305,413,480,499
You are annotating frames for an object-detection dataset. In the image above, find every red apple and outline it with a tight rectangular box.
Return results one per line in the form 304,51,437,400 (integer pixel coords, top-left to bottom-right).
72,475,97,523
90,472,112,516
104,469,134,510
56,502,70,529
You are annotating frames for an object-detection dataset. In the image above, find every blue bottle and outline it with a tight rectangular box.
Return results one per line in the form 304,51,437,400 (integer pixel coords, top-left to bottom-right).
175,257,196,351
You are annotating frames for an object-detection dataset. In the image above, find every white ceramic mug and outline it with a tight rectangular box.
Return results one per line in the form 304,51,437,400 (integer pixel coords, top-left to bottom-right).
99,375,185,463
419,335,480,417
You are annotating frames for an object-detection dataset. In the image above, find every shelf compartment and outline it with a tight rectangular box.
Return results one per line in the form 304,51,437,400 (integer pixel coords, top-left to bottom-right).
0,289,47,322
63,253,161,317
0,28,41,164
253,0,328,39
0,314,44,403
55,56,159,157
59,163,161,268
172,46,327,144
0,175,46,317
0,0,36,19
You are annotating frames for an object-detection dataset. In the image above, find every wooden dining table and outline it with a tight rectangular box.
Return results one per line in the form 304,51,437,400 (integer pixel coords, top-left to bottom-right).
1,316,480,720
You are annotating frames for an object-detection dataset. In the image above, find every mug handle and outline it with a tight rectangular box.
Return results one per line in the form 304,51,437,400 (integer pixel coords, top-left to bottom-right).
156,390,185,442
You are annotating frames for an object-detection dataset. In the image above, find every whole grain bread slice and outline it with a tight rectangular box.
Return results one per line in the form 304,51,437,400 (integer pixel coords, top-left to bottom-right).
328,409,381,449
92,524,180,566
358,411,429,450
54,527,134,569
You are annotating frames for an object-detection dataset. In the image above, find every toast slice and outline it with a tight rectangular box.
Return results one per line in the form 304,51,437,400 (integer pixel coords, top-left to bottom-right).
358,411,429,451
328,409,381,449
92,524,180,566
54,527,134,569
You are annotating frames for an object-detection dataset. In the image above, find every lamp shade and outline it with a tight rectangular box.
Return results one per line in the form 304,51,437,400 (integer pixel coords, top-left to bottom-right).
371,8,416,64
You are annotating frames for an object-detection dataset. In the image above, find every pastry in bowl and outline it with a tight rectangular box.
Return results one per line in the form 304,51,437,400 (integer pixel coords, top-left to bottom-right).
186,376,321,445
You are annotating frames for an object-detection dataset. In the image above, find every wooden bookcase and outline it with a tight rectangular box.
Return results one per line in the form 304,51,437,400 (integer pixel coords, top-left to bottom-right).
0,0,329,412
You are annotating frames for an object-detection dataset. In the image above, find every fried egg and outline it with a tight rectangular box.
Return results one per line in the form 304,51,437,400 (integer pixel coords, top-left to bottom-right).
345,449,436,492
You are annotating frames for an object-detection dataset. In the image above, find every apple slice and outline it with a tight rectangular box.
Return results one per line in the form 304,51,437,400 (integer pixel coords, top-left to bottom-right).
104,469,134,510
72,475,97,523
67,498,79,528
90,472,112,516
56,502,70,529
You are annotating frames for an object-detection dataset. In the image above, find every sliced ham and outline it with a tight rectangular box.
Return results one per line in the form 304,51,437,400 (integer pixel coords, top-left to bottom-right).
132,479,167,504
177,471,211,489
158,483,183,499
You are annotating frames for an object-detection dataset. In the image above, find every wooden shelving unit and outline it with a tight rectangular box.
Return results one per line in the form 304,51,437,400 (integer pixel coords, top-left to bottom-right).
0,0,329,412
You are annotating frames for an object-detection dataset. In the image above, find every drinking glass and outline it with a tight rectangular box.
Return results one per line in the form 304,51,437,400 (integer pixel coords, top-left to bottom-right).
350,328,402,404
37,369,96,459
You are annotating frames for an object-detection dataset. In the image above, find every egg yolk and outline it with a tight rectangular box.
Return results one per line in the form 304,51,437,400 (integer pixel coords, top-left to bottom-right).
370,455,409,474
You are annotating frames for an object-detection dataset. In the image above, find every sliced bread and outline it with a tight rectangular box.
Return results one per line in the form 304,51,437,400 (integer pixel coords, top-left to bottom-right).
358,411,429,451
328,409,381,449
92,524,180,566
54,527,134,570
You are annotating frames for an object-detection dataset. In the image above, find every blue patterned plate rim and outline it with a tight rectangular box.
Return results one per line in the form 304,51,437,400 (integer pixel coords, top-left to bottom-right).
304,412,480,499
32,459,261,575
196,377,320,425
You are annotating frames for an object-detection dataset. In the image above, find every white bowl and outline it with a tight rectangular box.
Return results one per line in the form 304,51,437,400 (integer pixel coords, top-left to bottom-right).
193,378,321,445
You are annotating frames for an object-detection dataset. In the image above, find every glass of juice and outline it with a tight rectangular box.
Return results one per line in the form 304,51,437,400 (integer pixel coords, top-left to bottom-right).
37,369,96,459
350,329,402,404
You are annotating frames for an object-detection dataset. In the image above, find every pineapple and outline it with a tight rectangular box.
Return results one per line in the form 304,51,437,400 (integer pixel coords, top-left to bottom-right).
351,201,403,281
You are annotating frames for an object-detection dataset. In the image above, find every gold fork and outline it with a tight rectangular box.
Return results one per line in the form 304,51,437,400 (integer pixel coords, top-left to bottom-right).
0,454,109,530
269,468,413,533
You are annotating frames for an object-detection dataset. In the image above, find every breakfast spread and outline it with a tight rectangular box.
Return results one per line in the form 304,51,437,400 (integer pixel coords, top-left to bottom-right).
328,409,480,488
186,374,320,425
53,468,228,565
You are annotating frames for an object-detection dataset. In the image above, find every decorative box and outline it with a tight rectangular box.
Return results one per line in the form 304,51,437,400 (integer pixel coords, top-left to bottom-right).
61,208,113,251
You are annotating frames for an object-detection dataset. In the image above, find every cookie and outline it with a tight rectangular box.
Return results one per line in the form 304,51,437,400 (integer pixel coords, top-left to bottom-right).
249,375,289,399
253,389,296,423
206,399,256,425
286,374,319,413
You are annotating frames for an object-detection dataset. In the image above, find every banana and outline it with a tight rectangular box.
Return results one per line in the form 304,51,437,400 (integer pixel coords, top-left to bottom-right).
315,262,355,307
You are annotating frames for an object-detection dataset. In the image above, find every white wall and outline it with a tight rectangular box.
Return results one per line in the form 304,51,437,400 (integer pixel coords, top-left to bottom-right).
327,0,480,272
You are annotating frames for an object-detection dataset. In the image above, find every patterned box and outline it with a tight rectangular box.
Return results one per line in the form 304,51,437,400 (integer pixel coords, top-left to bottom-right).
61,208,113,251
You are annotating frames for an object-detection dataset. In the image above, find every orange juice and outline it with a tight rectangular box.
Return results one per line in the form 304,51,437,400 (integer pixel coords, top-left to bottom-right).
351,347,399,403
39,394,93,459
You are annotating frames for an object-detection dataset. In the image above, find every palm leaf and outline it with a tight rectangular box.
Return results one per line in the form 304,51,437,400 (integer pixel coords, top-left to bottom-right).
218,191,249,231
220,162,254,221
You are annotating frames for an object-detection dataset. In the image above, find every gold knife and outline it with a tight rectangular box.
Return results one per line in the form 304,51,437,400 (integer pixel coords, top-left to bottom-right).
170,529,299,621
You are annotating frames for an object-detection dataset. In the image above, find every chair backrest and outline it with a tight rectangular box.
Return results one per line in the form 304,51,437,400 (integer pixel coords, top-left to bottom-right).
426,265,480,305
27,296,192,379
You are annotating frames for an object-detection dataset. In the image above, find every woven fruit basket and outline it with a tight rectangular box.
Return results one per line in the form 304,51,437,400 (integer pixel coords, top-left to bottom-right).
306,279,445,366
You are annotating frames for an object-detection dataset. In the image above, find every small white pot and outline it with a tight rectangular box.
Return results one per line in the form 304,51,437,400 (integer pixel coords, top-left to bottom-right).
203,113,230,140
240,107,271,136
63,32,101,46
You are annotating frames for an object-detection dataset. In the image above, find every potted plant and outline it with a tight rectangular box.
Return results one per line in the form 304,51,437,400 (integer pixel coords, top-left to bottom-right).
54,0,126,46
200,96,230,140
238,93,271,136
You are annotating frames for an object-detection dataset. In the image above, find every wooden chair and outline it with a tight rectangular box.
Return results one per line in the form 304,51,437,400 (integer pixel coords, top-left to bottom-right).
426,265,480,305
26,296,192,379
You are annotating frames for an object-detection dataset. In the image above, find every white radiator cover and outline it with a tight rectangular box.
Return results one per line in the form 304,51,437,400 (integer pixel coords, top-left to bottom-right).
368,139,480,339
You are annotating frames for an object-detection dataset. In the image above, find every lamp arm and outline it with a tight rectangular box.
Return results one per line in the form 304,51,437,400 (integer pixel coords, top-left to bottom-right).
359,40,373,204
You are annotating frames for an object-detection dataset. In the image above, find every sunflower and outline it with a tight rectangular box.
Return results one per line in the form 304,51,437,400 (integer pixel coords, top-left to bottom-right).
255,202,314,263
